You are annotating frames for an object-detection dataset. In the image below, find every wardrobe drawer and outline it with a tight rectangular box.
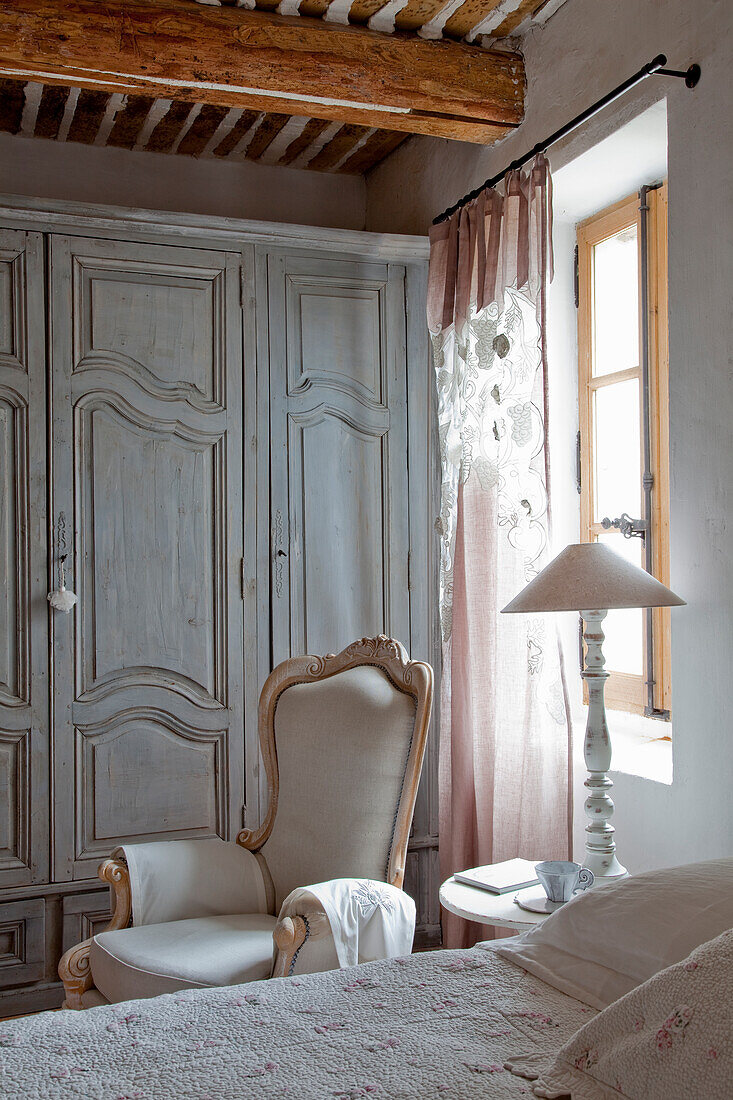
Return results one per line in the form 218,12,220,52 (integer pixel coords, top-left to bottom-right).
61,890,113,951
0,898,45,987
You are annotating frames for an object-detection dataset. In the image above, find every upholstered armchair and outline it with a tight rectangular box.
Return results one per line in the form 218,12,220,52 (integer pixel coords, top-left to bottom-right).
59,636,433,1008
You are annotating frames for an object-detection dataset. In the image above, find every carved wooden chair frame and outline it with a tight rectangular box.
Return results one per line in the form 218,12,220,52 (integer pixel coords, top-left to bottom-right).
59,635,433,1006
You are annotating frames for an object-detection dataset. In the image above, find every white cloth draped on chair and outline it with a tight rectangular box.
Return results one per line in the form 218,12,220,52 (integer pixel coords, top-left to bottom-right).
428,157,572,949
281,878,416,969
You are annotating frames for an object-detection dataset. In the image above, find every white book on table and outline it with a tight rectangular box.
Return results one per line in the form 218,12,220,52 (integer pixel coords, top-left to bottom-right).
454,858,540,895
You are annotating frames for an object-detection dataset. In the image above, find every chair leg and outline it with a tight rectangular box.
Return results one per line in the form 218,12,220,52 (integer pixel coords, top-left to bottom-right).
58,938,94,1010
58,856,133,1009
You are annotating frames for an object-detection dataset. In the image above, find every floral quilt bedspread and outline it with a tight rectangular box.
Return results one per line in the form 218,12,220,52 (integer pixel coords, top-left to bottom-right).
0,943,594,1099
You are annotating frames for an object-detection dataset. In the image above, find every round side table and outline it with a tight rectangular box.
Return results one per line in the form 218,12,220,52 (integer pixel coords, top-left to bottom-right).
439,875,550,932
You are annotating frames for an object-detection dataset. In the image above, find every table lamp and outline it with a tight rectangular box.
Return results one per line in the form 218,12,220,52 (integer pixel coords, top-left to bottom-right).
502,542,685,883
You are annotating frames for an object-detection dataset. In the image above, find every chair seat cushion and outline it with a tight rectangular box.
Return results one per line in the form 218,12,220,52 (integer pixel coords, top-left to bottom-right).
91,913,278,1004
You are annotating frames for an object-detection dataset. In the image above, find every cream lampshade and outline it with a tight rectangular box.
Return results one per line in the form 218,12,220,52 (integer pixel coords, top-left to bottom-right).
502,542,685,883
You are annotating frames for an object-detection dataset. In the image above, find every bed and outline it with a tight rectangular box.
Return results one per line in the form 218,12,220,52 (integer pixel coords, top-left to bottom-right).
1,943,592,1099
2,859,731,1099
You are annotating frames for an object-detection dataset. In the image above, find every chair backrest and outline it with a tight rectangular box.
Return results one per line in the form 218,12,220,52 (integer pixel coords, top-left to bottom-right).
238,637,432,909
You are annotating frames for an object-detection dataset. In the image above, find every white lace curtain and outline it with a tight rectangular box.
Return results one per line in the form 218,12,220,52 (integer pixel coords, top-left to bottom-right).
428,158,572,949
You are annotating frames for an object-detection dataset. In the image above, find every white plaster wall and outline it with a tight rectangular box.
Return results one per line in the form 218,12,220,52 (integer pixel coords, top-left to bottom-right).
0,132,366,230
367,0,733,871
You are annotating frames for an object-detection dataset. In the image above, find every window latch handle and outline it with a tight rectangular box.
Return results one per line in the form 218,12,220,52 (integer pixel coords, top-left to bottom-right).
601,513,647,540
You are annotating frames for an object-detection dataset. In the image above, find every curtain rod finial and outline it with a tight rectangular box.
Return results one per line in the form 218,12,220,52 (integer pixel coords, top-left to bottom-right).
685,63,701,88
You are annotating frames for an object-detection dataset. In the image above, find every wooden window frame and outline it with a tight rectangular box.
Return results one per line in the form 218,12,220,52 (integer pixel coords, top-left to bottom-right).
577,185,671,717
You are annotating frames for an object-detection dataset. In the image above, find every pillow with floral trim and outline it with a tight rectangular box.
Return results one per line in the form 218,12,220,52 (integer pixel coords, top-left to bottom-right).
506,928,732,1099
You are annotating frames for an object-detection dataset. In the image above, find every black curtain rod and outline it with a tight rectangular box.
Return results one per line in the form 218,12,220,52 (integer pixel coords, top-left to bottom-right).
432,54,701,226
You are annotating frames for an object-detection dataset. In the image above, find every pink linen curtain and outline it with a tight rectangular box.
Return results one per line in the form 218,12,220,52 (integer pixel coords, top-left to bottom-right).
428,157,572,949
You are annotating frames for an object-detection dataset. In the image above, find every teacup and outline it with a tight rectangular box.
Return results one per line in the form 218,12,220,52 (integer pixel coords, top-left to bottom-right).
535,860,594,903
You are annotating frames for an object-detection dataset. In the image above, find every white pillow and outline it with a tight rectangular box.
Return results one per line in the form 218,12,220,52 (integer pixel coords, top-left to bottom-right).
506,929,733,1099
495,858,733,1010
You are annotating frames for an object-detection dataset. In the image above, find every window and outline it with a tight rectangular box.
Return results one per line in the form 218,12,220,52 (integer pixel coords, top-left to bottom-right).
577,185,671,717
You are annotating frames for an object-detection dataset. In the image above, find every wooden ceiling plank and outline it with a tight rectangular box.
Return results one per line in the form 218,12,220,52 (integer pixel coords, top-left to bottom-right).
176,103,230,156
135,97,174,150
306,123,370,171
145,99,193,152
34,83,70,140
66,89,111,144
244,112,291,160
347,0,391,21
337,126,406,173
255,114,307,164
442,0,503,39
489,0,543,38
298,0,334,16
95,91,126,146
0,79,26,135
278,116,331,165
106,94,156,149
393,0,461,32
213,108,261,157
0,0,523,144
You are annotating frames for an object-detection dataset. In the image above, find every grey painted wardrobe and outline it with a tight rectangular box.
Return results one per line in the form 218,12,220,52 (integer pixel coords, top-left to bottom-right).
0,203,439,1016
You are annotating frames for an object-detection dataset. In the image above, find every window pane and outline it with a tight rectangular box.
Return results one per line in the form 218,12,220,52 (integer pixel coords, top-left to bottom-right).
593,378,641,523
593,225,639,377
596,533,644,677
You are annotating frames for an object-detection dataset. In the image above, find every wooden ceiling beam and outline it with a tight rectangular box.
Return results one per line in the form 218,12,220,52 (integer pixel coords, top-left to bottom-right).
0,0,524,144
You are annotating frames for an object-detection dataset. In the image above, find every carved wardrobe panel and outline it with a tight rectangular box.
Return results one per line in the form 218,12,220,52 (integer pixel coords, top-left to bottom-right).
0,229,48,890
49,236,246,880
266,252,411,662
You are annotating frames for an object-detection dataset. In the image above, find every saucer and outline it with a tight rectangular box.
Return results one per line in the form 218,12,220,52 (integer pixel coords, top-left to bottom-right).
514,886,564,914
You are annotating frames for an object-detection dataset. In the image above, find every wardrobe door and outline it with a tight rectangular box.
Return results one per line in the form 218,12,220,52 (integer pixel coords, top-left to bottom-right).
266,251,410,663
50,235,245,880
0,229,48,889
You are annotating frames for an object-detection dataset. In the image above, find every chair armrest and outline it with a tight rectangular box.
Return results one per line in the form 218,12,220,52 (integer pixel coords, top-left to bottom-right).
272,891,333,978
58,857,131,1009
113,838,272,925
272,879,415,978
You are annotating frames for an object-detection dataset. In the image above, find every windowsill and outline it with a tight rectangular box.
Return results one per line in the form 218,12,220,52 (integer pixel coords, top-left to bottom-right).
573,704,673,785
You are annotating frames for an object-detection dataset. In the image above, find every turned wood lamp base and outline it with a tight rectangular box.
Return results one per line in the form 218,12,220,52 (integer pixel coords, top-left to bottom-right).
581,609,628,884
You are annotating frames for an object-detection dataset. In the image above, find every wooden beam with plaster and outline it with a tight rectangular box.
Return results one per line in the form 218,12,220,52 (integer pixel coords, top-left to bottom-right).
0,0,524,143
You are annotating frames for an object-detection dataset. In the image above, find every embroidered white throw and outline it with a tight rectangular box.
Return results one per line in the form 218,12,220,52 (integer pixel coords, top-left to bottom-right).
506,929,732,1098
280,878,416,967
